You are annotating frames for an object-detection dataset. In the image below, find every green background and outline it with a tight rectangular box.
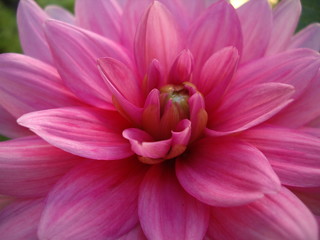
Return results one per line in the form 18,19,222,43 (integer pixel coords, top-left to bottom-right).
0,0,319,141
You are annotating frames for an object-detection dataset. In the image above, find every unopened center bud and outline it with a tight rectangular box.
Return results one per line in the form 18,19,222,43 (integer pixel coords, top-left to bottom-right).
160,84,190,120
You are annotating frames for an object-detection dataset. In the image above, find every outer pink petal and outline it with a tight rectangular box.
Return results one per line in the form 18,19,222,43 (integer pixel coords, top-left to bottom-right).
45,5,75,24
176,138,280,207
187,0,242,74
266,0,301,55
0,199,44,240
0,53,81,118
0,136,81,198
38,159,147,240
207,83,294,135
17,0,53,64
236,0,273,63
120,0,153,51
139,164,209,240
0,106,31,138
198,47,239,109
208,187,318,240
269,69,320,128
75,0,121,41
241,126,320,187
288,23,320,51
44,20,131,109
134,1,183,76
230,49,320,100
117,224,147,240
18,107,133,160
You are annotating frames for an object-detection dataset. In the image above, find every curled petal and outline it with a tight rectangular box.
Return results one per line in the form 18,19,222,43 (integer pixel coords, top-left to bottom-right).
139,164,209,240
176,138,280,207
208,187,318,240
122,128,172,160
38,159,147,240
123,120,191,162
18,107,133,160
134,1,183,76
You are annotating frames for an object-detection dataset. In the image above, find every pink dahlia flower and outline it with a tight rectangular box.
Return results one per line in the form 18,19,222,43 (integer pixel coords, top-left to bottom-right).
1,0,320,239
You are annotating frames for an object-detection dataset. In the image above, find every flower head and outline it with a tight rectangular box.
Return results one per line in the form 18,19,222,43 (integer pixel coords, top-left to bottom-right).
0,0,320,239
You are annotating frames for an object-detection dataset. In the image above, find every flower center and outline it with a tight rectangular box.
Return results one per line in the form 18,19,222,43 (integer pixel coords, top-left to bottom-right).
160,84,190,121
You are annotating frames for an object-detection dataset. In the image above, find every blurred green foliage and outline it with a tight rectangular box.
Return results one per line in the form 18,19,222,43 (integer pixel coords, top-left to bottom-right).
0,0,319,141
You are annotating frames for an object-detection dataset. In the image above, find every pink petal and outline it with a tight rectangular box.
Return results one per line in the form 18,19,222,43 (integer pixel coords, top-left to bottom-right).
97,57,143,124
236,0,273,63
290,186,320,215
123,120,191,161
187,0,242,74
176,138,280,207
120,0,153,51
0,136,81,198
266,0,301,55
0,199,44,240
198,46,239,110
139,164,209,240
0,53,81,118
230,49,320,100
143,59,163,96
288,23,320,52
122,128,172,159
38,159,146,240
117,224,147,240
207,83,294,135
17,0,53,64
18,107,133,160
189,93,208,141
168,49,194,84
0,195,13,211
269,69,320,128
45,5,75,24
162,0,206,27
142,89,161,138
134,1,183,76
241,126,320,187
75,0,121,41
0,106,31,138
208,187,318,240
44,20,131,109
